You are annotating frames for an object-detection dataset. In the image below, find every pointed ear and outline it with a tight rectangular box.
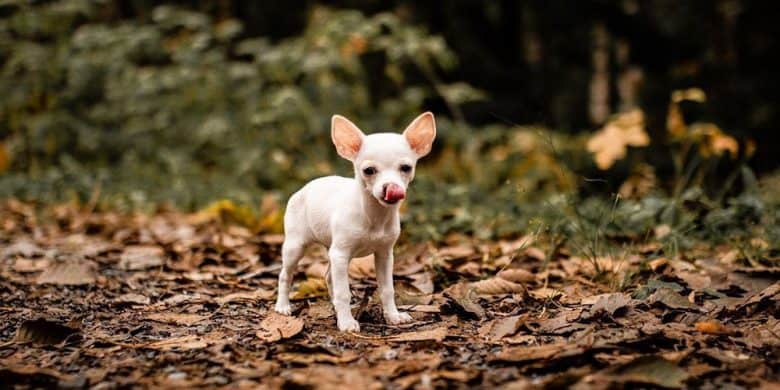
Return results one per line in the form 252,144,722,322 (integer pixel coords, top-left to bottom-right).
402,112,436,157
331,115,365,161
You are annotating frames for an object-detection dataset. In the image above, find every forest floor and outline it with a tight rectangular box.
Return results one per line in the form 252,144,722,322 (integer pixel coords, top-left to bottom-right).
0,200,778,389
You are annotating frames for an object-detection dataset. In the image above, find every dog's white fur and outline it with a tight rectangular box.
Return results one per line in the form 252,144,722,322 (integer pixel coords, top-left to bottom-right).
274,112,436,332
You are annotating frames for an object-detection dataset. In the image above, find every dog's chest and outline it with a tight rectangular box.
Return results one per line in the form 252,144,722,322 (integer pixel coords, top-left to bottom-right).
347,225,398,257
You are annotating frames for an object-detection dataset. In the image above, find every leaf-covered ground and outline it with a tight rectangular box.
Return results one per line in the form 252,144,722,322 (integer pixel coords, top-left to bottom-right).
1,200,778,389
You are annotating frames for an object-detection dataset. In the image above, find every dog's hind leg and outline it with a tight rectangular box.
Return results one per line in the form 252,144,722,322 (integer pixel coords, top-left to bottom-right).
274,238,305,315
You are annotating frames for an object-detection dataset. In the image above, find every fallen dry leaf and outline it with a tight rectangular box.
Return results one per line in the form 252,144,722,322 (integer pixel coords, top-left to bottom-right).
12,258,51,273
215,289,274,305
497,268,535,283
470,277,525,295
36,259,97,285
386,326,448,342
694,320,734,335
585,293,633,317
146,335,211,351
488,315,523,340
115,293,150,305
13,319,78,345
119,245,165,271
597,355,690,389
256,312,304,343
587,108,650,169
146,312,208,326
444,282,485,319
348,255,375,279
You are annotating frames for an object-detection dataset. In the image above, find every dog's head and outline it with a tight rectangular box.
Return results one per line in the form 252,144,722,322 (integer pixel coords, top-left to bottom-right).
331,112,436,207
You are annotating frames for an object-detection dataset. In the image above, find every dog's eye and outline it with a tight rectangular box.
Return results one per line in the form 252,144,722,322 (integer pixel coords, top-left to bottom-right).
400,164,412,173
362,167,377,175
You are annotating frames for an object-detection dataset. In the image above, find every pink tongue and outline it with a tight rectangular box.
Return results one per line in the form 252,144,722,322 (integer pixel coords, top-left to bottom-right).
384,183,405,202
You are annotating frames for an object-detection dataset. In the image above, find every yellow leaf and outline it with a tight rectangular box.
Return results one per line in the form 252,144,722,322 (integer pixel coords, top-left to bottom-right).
587,109,650,169
257,194,283,233
291,277,328,300
689,123,739,158
195,199,259,230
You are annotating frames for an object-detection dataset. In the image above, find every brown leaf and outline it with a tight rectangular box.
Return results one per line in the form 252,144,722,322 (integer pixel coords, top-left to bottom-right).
12,258,51,273
256,312,304,343
497,268,535,283
1,239,44,259
647,287,699,311
736,282,780,311
115,293,150,305
215,289,274,305
146,312,208,326
444,282,485,319
387,326,448,342
470,277,525,295
598,355,690,389
529,287,564,300
694,320,734,335
37,259,97,286
119,245,165,271
585,293,633,317
146,335,211,351
488,315,523,340
14,319,78,345
348,255,375,279
492,343,582,363
276,351,359,365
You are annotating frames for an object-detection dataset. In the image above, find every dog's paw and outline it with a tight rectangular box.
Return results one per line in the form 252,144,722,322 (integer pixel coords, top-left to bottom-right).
337,317,361,332
274,301,292,316
385,311,413,325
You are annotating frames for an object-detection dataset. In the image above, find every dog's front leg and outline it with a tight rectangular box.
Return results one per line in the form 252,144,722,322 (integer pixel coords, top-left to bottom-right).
329,246,360,332
375,246,413,325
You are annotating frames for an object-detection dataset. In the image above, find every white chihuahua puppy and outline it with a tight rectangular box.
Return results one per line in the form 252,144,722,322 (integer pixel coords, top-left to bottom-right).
274,112,436,332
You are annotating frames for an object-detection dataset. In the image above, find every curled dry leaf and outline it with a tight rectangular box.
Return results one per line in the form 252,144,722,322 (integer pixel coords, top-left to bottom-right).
497,268,535,283
256,312,304,343
443,282,485,319
14,319,79,345
529,287,564,300
470,277,525,295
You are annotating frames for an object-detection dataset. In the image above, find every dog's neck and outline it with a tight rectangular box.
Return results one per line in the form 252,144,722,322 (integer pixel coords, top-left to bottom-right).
353,177,398,226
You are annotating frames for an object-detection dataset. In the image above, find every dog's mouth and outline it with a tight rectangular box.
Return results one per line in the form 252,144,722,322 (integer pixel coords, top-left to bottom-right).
381,183,406,205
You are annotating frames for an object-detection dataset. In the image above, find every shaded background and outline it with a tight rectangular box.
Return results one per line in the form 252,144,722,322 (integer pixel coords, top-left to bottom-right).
0,0,778,240
195,0,780,170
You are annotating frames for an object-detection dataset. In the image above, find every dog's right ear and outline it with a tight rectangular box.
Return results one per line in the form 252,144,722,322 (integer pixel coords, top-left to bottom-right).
331,115,365,161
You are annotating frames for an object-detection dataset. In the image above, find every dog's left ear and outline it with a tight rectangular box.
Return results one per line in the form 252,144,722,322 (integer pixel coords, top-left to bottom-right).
403,112,436,157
